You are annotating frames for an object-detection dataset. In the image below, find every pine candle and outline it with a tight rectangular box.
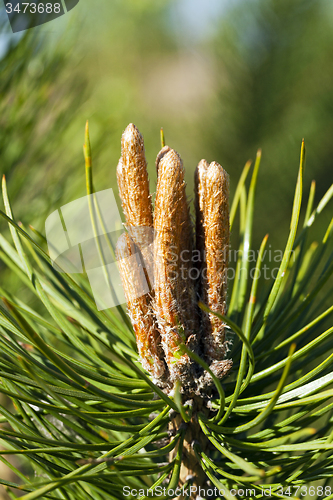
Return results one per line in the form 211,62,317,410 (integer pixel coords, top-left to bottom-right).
116,124,232,396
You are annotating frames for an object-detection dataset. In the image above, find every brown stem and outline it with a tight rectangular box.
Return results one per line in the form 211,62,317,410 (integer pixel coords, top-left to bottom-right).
169,401,209,499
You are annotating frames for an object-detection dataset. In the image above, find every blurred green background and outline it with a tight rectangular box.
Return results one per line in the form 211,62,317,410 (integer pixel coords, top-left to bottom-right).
1,0,332,245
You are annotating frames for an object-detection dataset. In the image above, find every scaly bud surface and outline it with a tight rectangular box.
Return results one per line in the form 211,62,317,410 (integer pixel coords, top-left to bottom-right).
195,160,230,364
116,232,166,382
154,148,198,384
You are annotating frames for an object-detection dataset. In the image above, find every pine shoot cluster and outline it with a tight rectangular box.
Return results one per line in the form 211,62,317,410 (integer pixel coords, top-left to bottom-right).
116,124,231,395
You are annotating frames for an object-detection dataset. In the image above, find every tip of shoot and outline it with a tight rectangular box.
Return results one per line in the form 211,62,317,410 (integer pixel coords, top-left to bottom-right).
300,139,306,172
290,343,297,355
160,127,165,149
84,120,91,160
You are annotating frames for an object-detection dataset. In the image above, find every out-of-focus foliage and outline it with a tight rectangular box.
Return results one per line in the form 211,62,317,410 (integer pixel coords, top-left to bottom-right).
203,0,333,246
0,14,89,227
1,0,333,241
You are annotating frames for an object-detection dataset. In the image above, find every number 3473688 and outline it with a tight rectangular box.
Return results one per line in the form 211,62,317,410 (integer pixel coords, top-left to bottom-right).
5,3,61,14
